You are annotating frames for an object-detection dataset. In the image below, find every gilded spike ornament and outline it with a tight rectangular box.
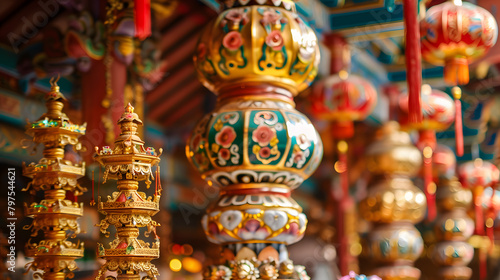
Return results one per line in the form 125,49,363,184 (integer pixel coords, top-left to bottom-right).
431,145,474,280
359,122,426,280
93,103,162,280
187,0,322,279
22,76,87,280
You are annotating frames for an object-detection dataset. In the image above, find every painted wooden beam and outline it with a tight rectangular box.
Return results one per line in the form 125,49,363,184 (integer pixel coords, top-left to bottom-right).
148,77,203,120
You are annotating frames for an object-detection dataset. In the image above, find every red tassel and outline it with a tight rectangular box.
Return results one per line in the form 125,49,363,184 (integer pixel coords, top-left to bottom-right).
90,170,95,206
474,186,485,235
134,0,151,40
423,146,436,221
453,87,464,157
403,0,422,123
444,57,469,86
332,121,354,139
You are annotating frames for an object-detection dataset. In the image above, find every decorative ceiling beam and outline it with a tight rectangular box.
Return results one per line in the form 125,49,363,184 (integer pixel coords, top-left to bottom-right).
146,63,195,105
161,94,203,127
148,77,202,120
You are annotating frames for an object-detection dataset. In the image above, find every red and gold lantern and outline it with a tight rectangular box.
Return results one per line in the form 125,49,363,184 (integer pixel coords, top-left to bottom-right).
399,84,455,221
311,69,377,273
458,159,499,235
420,0,498,86
420,0,498,156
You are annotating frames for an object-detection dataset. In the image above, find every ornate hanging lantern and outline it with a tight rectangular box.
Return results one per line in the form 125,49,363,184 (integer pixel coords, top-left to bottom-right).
420,0,498,86
188,0,322,278
431,144,474,280
458,159,499,235
360,122,425,280
310,59,377,273
93,104,162,280
399,84,455,220
22,77,87,280
311,71,377,139
420,0,498,156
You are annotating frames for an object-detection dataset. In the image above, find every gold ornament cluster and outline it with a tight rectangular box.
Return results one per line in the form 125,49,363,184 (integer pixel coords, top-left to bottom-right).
93,104,162,280
360,122,426,280
22,77,87,280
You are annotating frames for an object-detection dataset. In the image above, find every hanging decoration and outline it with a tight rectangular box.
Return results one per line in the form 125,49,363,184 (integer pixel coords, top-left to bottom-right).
360,122,426,280
93,104,162,280
403,0,423,123
188,0,322,279
134,0,152,39
431,144,474,280
420,0,499,156
310,37,377,273
399,84,455,221
22,77,87,280
458,159,499,235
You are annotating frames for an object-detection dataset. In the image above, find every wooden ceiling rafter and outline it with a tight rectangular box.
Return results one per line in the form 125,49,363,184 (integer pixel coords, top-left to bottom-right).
146,63,195,104
162,93,204,127
148,77,204,120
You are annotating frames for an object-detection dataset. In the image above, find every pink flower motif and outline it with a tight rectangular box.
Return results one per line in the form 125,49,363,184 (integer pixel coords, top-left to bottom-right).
296,134,310,150
293,150,305,163
265,30,284,51
215,126,237,148
222,31,243,51
244,219,260,232
252,125,276,146
259,147,271,158
219,148,231,160
225,9,249,26
261,10,283,25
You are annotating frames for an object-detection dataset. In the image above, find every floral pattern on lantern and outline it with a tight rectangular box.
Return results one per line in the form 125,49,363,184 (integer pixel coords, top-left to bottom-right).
194,5,319,95
188,100,323,190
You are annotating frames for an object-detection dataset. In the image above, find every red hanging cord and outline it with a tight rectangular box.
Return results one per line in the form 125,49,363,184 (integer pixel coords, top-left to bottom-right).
480,245,487,280
134,0,151,40
423,146,436,221
403,0,422,123
453,87,464,157
336,140,349,275
474,186,485,235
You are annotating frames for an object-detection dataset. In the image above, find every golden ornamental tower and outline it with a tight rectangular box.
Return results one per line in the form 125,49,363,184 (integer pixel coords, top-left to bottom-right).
431,145,474,280
187,0,322,279
94,104,162,280
23,78,87,280
359,122,426,280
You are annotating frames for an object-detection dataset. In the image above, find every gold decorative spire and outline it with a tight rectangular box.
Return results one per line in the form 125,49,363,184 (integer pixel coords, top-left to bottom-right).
22,77,87,280
94,104,163,280
360,122,425,280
